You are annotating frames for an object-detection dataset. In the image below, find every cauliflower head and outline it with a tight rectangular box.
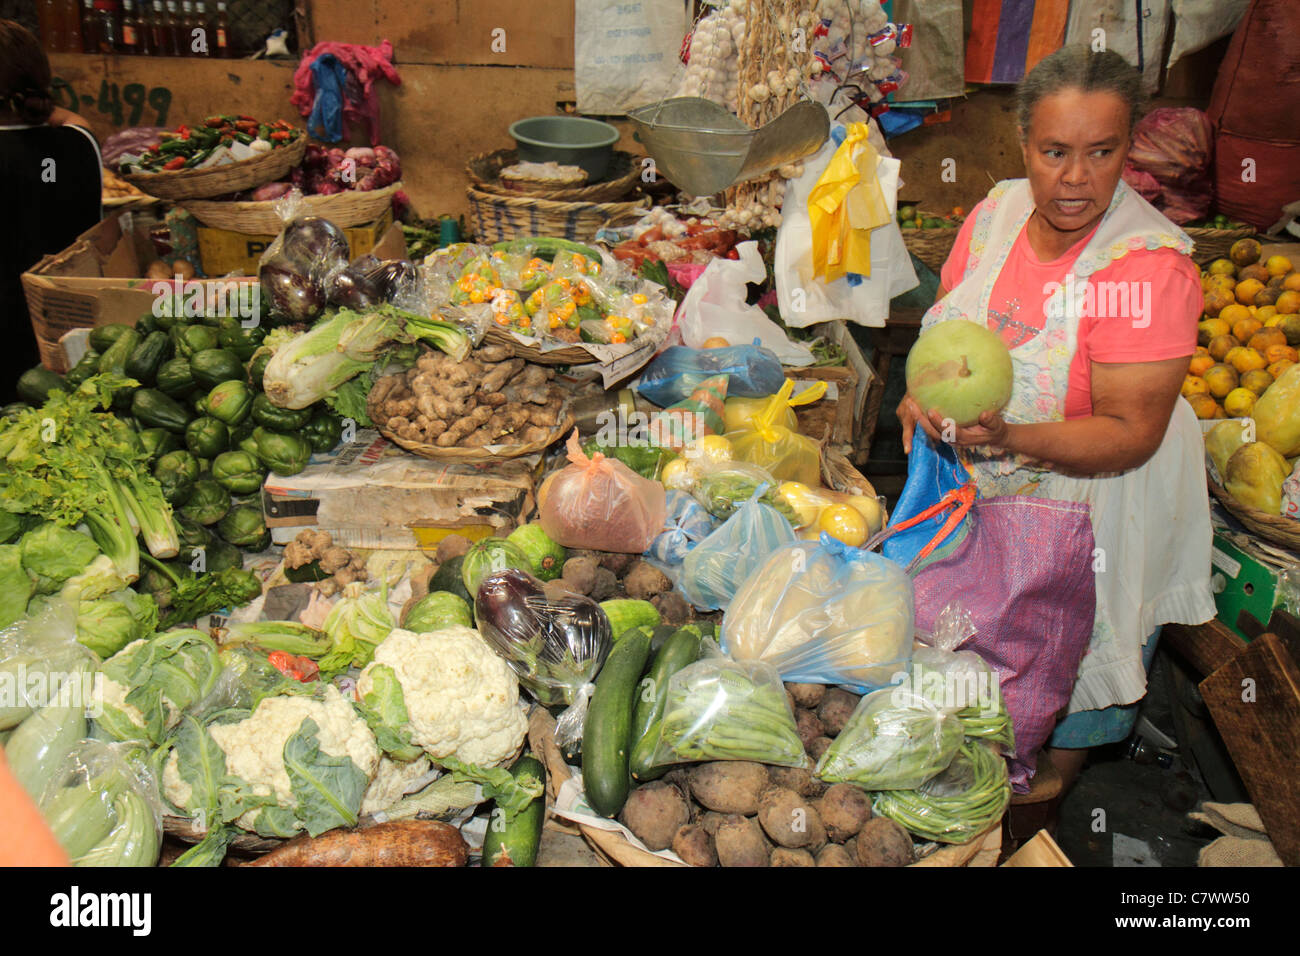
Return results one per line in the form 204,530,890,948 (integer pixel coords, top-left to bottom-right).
357,626,527,767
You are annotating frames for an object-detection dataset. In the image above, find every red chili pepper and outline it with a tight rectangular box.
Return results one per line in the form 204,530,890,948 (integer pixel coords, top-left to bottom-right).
161,155,187,171
726,248,740,259
266,651,319,682
269,130,291,141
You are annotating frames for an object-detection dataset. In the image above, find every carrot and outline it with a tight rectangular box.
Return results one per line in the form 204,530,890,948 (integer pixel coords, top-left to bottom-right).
243,820,468,867
0,748,69,866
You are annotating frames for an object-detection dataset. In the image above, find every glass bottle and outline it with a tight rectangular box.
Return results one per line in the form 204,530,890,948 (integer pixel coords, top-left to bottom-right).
38,0,65,53
1126,736,1174,770
62,0,83,53
212,0,229,58
136,0,153,53
81,0,97,52
193,0,210,57
165,0,183,56
91,0,118,55
148,0,168,54
179,0,196,55
119,0,141,54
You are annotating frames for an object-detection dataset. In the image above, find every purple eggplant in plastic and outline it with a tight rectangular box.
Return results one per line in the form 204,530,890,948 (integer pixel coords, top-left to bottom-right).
259,253,326,324
474,567,612,706
281,216,350,279
365,259,419,304
325,266,379,309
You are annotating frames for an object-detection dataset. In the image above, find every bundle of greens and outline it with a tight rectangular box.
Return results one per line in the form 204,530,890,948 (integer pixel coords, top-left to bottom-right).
94,628,223,745
140,558,263,631
909,646,1016,752
871,739,1011,845
318,581,395,676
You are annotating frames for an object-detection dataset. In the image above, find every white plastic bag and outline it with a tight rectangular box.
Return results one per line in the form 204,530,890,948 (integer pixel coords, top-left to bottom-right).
677,242,815,367
775,135,918,329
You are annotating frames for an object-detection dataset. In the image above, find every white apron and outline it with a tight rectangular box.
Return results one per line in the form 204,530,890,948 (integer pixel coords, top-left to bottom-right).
923,179,1216,714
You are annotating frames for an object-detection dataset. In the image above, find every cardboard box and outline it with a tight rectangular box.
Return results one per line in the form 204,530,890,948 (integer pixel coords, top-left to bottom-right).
262,429,540,551
1001,830,1073,867
197,206,394,276
1210,529,1299,639
784,321,876,449
21,208,406,373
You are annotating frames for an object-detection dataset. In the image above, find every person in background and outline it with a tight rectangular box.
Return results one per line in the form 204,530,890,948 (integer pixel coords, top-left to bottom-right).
0,18,101,402
0,746,68,865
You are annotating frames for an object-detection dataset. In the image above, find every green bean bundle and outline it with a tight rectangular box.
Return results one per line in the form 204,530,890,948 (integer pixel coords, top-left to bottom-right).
814,688,963,790
872,739,1011,844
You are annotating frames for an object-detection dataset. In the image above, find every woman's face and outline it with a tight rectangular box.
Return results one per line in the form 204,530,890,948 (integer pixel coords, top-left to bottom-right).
1019,88,1131,237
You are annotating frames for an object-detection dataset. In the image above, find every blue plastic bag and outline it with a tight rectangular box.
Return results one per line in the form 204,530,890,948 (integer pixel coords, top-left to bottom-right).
879,429,970,570
679,488,796,611
646,491,715,566
636,342,786,408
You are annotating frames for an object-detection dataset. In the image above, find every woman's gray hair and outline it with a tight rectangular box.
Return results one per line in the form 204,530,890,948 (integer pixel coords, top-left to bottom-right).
1016,47,1147,139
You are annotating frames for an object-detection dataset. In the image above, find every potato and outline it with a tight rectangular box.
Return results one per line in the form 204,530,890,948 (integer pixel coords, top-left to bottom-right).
771,847,815,867
715,814,770,867
808,735,834,762
651,590,690,626
619,781,690,851
171,258,196,280
856,817,915,867
768,764,815,796
671,824,717,867
804,804,828,851
817,688,860,736
561,555,599,595
816,844,856,867
795,708,825,749
145,259,174,281
819,783,872,842
786,682,826,709
688,761,769,815
542,578,579,602
435,533,472,564
590,566,618,602
624,560,671,601
697,811,728,836
758,787,816,848
598,551,635,576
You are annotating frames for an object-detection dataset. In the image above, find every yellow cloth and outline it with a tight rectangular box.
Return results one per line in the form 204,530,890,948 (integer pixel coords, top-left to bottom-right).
807,123,891,283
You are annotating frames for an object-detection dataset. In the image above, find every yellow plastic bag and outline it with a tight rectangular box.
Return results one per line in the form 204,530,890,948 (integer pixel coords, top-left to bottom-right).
723,379,828,434
725,381,823,485
808,123,892,283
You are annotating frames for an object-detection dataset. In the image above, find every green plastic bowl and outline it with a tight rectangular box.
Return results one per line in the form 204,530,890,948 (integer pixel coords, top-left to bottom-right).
508,116,620,182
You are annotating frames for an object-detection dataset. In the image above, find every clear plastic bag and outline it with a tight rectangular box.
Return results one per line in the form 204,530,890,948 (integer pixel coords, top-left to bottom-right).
539,431,667,553
649,648,808,768
690,460,798,522
38,739,163,866
871,739,1011,844
725,381,824,485
679,489,797,611
723,379,828,434
636,342,787,408
646,490,716,566
0,598,96,731
647,374,729,450
814,687,962,790
721,534,914,691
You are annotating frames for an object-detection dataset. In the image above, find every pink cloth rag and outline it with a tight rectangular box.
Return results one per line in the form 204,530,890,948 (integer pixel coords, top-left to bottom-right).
292,41,402,146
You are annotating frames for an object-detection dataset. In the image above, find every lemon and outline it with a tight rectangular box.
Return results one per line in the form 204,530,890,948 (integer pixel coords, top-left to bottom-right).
688,434,734,466
816,503,868,547
660,457,695,491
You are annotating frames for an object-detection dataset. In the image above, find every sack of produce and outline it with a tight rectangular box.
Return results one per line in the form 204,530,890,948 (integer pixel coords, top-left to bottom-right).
679,488,796,611
872,739,1011,844
648,649,807,769
646,490,715,565
815,687,963,790
722,535,913,691
724,380,823,486
636,342,787,407
38,739,163,867
540,431,666,554
646,374,729,450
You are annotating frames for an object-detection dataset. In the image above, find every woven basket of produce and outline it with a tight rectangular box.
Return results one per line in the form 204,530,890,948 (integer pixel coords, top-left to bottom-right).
180,181,402,232
121,133,308,201
467,149,642,203
1208,476,1300,550
467,186,649,244
1186,226,1257,264
482,325,642,367
903,227,961,274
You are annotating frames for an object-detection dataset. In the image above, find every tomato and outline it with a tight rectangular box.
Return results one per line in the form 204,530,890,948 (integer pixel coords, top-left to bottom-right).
267,651,320,682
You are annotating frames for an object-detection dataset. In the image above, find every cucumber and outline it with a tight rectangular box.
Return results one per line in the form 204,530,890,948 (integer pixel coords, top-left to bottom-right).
427,554,470,604
582,628,651,818
88,322,134,353
480,755,546,867
629,718,668,782
16,366,66,406
599,599,660,640
631,625,702,745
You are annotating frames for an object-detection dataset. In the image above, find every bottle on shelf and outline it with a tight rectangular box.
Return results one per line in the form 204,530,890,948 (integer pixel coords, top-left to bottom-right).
212,0,229,58
193,0,210,57
61,0,83,53
120,0,141,54
179,0,196,55
80,0,97,52
38,0,65,53
136,0,154,53
164,0,183,56
90,0,118,55
148,0,168,54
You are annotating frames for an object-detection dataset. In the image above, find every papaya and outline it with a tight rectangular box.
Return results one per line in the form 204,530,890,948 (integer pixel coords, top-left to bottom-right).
1225,442,1290,515
1205,420,1251,481
1253,362,1300,457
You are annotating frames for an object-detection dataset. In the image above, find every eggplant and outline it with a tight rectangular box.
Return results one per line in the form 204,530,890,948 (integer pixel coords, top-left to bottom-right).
474,568,613,707
325,266,379,309
281,216,350,278
365,259,419,303
259,253,326,325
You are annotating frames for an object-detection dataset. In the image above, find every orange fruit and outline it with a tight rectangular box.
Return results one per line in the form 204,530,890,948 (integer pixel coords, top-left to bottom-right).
1182,374,1210,398
1241,369,1274,395
1265,255,1293,277
1203,363,1239,399
1194,345,1211,357
1236,278,1265,305
1254,285,1281,307
1214,404,1228,419
1223,387,1257,417
1199,319,1231,345
1229,238,1262,267
1208,258,1237,276
1239,263,1270,284
1265,344,1299,364
1210,273,1236,293
1219,303,1251,327
1269,358,1296,379
1256,305,1278,323
1230,348,1267,374
1248,328,1287,352
1208,334,1240,361
1280,313,1300,346
1188,354,1215,376
1282,272,1300,293
1184,393,1219,419
1230,316,1262,342
1276,290,1300,315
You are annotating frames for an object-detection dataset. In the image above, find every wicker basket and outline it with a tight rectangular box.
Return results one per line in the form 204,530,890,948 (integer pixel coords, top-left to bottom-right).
467,186,648,245
1208,476,1300,550
528,709,1000,868
467,149,642,203
179,181,402,232
1186,226,1257,264
121,135,308,201
903,226,960,274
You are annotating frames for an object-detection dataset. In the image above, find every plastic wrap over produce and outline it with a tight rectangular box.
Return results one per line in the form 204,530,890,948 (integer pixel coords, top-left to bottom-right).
646,490,715,565
540,432,667,554
679,489,796,611
635,342,787,407
721,535,913,691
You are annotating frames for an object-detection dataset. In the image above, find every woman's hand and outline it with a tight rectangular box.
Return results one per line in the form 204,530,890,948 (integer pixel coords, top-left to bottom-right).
898,393,941,454
899,393,1012,454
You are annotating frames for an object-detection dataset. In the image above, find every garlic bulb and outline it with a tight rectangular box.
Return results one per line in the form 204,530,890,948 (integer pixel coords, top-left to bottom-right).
749,82,770,102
